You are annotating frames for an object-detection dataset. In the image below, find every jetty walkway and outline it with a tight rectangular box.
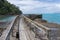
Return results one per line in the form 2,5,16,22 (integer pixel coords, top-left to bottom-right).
0,15,60,40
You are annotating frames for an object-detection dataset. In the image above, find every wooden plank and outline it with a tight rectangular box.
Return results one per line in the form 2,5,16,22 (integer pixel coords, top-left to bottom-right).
23,15,49,40
23,15,50,31
23,21,41,40
0,16,18,40
19,17,30,40
33,21,50,31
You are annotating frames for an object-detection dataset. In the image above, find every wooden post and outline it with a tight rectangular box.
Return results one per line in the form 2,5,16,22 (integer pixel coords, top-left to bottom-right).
47,30,51,40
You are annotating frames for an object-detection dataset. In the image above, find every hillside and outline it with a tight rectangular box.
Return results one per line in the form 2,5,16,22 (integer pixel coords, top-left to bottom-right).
0,0,22,15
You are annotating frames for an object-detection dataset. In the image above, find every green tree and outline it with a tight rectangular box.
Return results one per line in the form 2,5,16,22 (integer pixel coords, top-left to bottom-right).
0,0,22,15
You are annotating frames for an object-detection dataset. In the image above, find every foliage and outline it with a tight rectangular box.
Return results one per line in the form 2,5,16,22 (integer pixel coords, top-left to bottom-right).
0,0,22,15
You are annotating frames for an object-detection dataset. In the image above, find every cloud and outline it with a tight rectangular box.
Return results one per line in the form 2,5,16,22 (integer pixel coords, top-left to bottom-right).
7,0,60,14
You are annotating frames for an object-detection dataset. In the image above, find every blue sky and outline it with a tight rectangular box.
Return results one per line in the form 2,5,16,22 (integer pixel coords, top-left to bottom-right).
7,0,60,14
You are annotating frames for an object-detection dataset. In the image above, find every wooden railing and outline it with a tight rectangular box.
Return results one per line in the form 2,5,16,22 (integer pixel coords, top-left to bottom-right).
23,15,51,40
0,15,19,40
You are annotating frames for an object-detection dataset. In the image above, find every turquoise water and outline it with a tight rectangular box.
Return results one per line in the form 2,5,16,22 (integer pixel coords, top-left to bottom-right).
0,14,60,24
42,13,60,24
0,16,15,22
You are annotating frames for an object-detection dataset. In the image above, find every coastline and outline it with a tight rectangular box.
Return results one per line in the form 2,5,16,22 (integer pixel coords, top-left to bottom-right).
34,18,60,28
42,13,60,24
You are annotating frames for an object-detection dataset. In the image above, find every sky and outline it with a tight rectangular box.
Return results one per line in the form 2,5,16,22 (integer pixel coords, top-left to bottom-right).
7,0,60,14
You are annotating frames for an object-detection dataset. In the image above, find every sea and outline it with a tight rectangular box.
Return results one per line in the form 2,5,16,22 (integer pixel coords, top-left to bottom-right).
0,13,60,24
42,13,60,24
0,16,16,22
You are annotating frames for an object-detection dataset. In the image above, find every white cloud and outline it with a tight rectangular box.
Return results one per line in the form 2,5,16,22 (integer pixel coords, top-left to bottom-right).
7,0,60,14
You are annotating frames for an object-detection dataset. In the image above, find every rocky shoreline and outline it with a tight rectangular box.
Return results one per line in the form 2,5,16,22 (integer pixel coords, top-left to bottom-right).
34,18,60,28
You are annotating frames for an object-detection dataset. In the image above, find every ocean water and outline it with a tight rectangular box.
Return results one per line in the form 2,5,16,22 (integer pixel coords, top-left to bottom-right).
0,14,60,24
0,16,16,22
42,13,60,24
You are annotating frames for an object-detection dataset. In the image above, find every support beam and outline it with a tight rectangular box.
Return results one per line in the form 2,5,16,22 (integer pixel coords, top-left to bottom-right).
19,17,30,40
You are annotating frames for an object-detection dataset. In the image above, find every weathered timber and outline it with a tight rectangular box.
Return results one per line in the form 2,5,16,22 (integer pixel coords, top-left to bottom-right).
19,17,30,40
23,15,49,40
0,15,18,40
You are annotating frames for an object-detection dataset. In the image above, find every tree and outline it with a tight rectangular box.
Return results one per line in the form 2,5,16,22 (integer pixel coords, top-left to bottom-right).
0,0,22,15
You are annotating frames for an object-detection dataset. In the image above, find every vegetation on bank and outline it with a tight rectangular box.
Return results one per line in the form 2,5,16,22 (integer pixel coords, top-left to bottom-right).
0,0,22,15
